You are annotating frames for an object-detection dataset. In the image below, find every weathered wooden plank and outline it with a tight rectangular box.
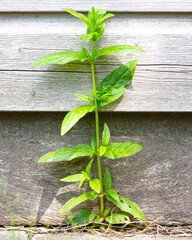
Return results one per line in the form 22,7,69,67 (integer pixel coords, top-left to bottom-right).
0,0,192,12
0,65,191,112
0,112,192,225
0,13,191,111
0,13,192,69
0,231,28,240
32,233,192,240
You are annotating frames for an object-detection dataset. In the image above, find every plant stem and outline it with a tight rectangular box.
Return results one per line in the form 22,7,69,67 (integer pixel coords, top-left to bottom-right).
91,40,104,217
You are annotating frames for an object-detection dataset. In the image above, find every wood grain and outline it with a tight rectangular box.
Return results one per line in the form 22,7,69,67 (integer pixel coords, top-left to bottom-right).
1,13,192,69
0,13,191,112
0,112,191,225
0,65,191,112
0,0,192,12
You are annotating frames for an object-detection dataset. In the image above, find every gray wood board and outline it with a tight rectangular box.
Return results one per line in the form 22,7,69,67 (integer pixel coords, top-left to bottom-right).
1,13,192,68
0,112,192,225
0,66,191,112
0,13,192,112
0,0,192,12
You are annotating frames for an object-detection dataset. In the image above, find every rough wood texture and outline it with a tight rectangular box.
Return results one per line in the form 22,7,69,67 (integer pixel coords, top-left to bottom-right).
0,66,191,112
0,0,192,12
0,112,192,225
0,13,191,111
32,233,192,240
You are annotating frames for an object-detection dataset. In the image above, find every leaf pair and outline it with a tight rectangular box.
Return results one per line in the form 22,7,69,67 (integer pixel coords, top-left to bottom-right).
61,160,101,194
62,167,145,224
65,208,130,226
73,58,139,111
60,158,95,188
38,122,142,163
104,168,145,222
30,46,143,67
30,7,144,67
61,59,138,136
59,158,100,215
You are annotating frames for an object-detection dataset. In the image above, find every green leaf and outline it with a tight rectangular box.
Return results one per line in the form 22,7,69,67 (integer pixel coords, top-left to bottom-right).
94,45,99,55
30,50,87,66
78,178,86,188
99,146,107,156
65,212,76,224
107,189,119,201
105,213,130,224
90,136,96,153
62,8,90,28
65,209,97,226
106,194,146,221
94,216,104,223
90,135,96,158
96,59,137,108
87,8,109,41
89,179,101,193
92,215,104,227
96,13,114,26
87,7,97,29
85,158,94,176
102,123,110,146
59,191,97,215
98,87,125,108
97,59,138,99
103,208,111,217
85,191,98,200
104,168,111,190
94,10,112,41
120,196,146,221
74,93,92,103
87,90,98,99
80,33,94,42
60,174,85,182
103,142,142,159
97,45,145,58
81,45,91,60
37,144,92,163
63,7,112,43
61,105,95,136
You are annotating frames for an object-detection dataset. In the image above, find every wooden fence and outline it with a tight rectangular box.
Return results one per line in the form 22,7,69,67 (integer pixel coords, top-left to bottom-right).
0,1,191,225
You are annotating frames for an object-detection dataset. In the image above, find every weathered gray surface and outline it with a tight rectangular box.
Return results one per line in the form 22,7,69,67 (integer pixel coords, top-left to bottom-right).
32,232,192,240
0,112,191,225
0,13,191,111
0,0,192,12
1,231,191,240
1,65,191,112
0,231,28,240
